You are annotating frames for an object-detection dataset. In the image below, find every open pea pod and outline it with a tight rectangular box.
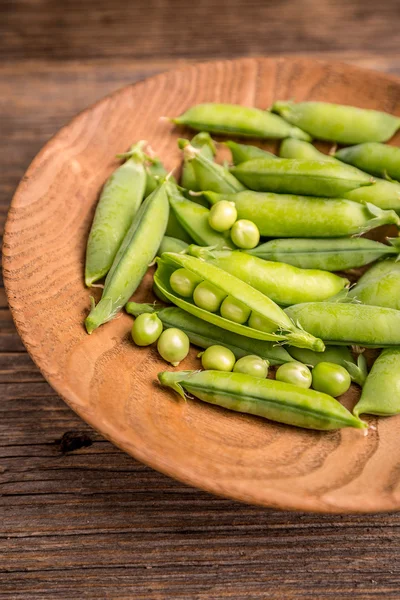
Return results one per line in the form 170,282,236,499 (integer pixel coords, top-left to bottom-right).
167,183,235,249
288,346,368,387
354,348,400,416
154,252,325,351
126,302,292,365
204,191,400,238
225,140,277,165
158,370,367,431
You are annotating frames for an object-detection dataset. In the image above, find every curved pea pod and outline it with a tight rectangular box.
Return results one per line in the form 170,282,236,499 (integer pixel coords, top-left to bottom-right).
187,245,349,306
335,143,400,182
180,133,216,192
354,348,400,416
230,157,373,198
285,302,400,348
272,100,400,144
157,236,189,257
170,102,311,140
85,142,147,287
288,346,368,387
348,258,400,309
181,141,245,194
246,237,400,271
158,370,367,431
225,140,277,165
204,191,400,238
84,181,169,334
167,183,235,249
279,139,400,211
155,252,325,351
126,302,291,365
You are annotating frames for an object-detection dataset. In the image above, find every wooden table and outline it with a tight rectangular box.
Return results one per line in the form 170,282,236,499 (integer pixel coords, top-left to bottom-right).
2,1,400,597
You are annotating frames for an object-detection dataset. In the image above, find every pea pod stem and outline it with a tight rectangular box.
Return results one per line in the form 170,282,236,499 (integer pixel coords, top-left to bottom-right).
158,370,367,431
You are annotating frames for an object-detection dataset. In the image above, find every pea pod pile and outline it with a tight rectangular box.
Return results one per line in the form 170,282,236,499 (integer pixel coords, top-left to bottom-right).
83,98,400,431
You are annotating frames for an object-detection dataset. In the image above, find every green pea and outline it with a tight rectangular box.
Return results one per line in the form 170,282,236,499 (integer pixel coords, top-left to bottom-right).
230,219,260,249
312,362,351,397
131,313,163,346
233,355,269,378
208,201,238,232
193,281,226,313
171,103,311,140
204,191,400,238
247,312,277,334
335,143,400,181
170,268,202,298
272,100,400,144
225,140,277,165
157,328,190,366
199,345,236,371
354,348,400,416
220,296,251,324
158,370,367,430
276,362,312,389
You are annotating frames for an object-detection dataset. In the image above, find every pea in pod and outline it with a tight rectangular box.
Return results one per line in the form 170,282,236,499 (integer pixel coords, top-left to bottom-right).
170,103,311,140
181,141,245,194
285,302,400,348
230,157,373,198
246,237,400,271
272,100,400,144
204,191,400,238
180,132,216,192
280,138,400,211
288,346,368,387
158,370,367,431
225,140,277,165
85,142,147,287
167,183,235,249
126,302,292,365
354,348,400,416
187,245,349,306
157,236,189,257
348,258,400,309
155,252,325,351
335,143,400,182
85,181,169,333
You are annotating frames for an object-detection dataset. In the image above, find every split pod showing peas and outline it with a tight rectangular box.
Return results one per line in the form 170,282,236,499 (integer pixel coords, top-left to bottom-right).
170,103,311,140
85,181,169,334
187,245,349,306
204,191,400,238
158,370,367,431
154,252,325,351
126,302,292,365
272,100,400,144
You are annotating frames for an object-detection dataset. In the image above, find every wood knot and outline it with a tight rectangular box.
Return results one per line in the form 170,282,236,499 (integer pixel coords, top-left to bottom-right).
56,431,93,453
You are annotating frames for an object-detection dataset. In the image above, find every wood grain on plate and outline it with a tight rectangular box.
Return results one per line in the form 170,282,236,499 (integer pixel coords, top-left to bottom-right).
3,57,400,513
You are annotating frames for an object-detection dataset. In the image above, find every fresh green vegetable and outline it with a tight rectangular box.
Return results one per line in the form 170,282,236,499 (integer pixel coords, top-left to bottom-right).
354,348,400,416
131,313,163,346
199,345,236,371
230,219,260,249
311,362,351,397
233,355,269,378
275,362,312,389
157,328,190,366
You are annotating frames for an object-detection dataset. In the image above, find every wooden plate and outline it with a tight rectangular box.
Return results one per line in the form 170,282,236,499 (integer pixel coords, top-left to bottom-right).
4,57,400,513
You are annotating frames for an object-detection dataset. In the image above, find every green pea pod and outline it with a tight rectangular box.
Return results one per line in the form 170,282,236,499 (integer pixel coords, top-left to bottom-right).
246,237,400,271
187,245,349,306
144,158,176,197
170,103,311,140
158,370,367,431
155,252,325,351
272,100,400,144
85,181,169,333
336,143,400,182
348,258,400,309
230,157,373,198
225,140,277,165
157,236,189,257
204,191,400,238
354,348,400,416
126,302,291,365
181,141,245,194
85,142,147,287
167,183,235,249
180,133,216,192
279,139,400,211
285,302,400,348
288,346,368,387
